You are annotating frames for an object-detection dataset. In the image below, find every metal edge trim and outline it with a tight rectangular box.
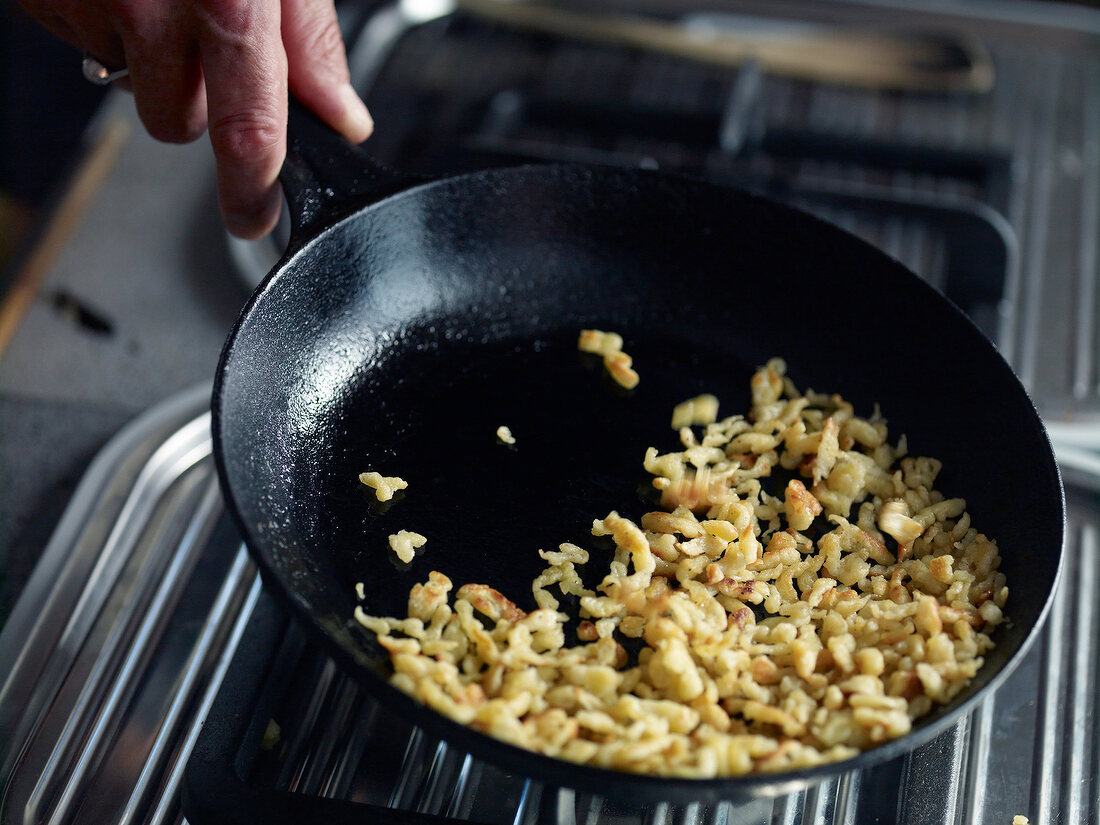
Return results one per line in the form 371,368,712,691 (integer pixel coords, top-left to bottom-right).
0,384,211,785
815,0,1100,35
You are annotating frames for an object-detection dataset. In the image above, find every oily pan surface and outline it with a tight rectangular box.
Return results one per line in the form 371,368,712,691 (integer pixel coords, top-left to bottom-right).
213,165,1062,796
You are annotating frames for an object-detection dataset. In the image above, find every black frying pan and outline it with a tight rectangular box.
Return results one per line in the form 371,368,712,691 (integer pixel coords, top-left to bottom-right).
210,104,1064,807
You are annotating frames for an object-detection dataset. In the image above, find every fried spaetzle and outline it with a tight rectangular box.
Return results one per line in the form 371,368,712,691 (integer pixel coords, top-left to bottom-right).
355,358,1007,777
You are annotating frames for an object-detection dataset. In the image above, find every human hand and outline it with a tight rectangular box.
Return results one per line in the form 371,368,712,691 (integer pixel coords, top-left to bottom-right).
17,0,374,239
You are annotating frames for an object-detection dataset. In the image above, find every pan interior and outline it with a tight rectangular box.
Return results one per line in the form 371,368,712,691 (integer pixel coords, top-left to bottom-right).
309,328,757,614
214,164,1063,796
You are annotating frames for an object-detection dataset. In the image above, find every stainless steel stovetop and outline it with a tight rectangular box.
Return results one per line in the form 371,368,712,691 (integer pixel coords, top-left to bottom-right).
2,2,1099,823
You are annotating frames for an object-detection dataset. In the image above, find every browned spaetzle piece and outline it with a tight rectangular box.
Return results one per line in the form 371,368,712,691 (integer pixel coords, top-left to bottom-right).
578,329,639,389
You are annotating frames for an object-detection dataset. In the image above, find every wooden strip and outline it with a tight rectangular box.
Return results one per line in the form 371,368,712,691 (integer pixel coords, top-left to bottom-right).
457,0,995,93
0,195,35,266
0,116,131,358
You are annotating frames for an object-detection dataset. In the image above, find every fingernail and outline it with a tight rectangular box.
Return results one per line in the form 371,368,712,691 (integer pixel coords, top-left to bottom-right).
338,84,374,143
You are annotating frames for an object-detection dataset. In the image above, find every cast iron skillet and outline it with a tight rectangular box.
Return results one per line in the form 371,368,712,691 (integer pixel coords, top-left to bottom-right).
210,104,1064,808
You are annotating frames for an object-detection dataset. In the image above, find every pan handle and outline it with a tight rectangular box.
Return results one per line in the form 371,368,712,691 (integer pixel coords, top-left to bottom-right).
281,98,424,248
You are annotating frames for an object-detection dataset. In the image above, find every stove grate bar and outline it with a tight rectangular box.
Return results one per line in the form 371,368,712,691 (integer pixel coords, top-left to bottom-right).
766,788,805,825
146,556,262,825
117,544,258,825
511,778,539,825
2,413,213,803
957,689,994,825
1063,522,1099,823
1030,518,1071,824
283,659,362,798
417,739,472,815
446,753,480,819
388,726,432,808
1072,63,1100,401
31,472,222,825
1038,516,1100,824
319,693,379,801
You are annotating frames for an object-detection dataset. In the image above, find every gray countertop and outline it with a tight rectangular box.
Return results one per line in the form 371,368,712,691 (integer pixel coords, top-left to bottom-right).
0,94,254,619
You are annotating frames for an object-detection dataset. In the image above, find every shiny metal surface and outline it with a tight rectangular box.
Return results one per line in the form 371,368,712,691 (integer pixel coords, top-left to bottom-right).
0,387,260,825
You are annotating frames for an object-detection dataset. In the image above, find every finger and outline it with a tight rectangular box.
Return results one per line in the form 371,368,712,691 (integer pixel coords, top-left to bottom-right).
196,0,287,239
116,4,207,143
13,4,80,49
23,0,126,68
282,0,373,143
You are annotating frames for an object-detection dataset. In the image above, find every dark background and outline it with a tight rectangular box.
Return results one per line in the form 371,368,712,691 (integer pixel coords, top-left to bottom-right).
0,1,107,265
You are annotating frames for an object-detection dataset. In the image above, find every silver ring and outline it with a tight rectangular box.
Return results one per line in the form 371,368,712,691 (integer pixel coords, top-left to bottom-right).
82,53,129,85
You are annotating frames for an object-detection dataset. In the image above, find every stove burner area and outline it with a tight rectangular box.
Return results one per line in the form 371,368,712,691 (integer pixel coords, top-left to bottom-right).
0,373,1090,825
3,2,1099,824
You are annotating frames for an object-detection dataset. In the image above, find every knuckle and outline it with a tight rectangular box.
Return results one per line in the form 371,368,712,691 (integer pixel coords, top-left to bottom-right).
109,0,144,31
208,109,283,163
194,0,254,39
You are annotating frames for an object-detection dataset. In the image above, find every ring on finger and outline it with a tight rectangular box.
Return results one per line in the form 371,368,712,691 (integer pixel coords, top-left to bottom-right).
82,52,129,85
